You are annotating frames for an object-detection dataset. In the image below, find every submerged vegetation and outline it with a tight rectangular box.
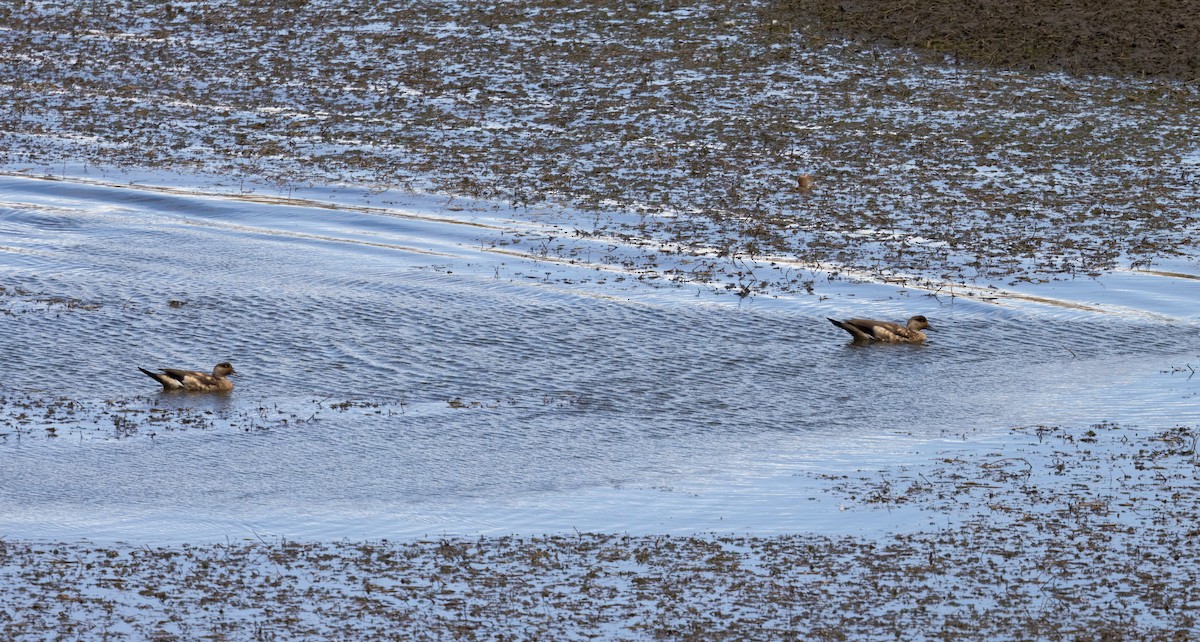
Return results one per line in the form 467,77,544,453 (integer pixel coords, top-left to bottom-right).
1,0,1198,287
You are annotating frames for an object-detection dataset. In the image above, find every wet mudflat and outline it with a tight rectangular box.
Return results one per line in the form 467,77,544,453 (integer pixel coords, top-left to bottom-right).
2,0,1200,638
2,173,1199,639
2,174,1197,543
3,0,1199,287
3,422,1199,639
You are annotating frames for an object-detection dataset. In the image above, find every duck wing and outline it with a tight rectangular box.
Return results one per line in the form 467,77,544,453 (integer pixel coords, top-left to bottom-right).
160,368,219,389
844,318,911,342
829,318,875,342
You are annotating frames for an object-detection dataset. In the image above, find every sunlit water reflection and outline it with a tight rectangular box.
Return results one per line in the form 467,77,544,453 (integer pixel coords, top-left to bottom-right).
2,175,1198,543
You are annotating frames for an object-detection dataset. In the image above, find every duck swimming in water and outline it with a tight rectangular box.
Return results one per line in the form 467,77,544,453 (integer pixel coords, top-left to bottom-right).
828,316,932,344
139,362,237,392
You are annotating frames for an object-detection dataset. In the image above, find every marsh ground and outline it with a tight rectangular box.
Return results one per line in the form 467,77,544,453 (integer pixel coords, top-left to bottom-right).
2,0,1200,639
3,0,1199,288
4,422,1200,639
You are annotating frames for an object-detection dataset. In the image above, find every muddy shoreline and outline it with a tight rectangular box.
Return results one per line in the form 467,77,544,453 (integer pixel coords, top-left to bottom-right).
4,422,1198,639
3,0,1198,288
3,1,1199,638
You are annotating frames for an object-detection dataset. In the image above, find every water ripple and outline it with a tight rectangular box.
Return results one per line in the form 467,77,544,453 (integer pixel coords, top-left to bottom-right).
2,175,1198,542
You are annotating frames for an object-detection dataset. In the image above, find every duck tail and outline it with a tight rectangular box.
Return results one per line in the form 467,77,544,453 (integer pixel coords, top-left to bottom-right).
139,367,173,389
828,318,873,342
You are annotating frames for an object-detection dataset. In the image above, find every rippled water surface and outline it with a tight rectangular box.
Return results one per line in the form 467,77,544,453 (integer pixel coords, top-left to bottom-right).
2,175,1198,543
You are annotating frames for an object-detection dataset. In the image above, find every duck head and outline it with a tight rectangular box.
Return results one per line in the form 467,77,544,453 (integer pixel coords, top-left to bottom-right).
907,316,932,332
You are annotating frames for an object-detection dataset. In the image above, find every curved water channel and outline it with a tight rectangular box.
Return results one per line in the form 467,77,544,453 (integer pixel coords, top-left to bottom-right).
2,174,1198,543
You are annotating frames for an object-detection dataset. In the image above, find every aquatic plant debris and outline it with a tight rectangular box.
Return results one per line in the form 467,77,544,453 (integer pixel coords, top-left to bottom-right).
1,0,1198,289
2,423,1199,639
0,393,319,440
3,0,1200,639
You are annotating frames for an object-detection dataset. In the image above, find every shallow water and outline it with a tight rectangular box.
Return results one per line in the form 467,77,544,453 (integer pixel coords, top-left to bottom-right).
2,174,1198,543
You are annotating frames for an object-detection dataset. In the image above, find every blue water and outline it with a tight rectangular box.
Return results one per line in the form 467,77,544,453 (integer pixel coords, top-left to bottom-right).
2,174,1198,543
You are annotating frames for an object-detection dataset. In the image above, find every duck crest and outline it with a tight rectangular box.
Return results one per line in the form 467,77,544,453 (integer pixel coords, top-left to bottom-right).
828,316,932,344
139,362,237,392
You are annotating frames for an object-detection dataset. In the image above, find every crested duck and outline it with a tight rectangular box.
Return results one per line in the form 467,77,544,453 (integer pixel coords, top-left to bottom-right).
139,362,237,392
828,315,931,343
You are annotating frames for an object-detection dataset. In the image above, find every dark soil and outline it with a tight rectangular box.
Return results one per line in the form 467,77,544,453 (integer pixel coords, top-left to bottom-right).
778,0,1200,80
